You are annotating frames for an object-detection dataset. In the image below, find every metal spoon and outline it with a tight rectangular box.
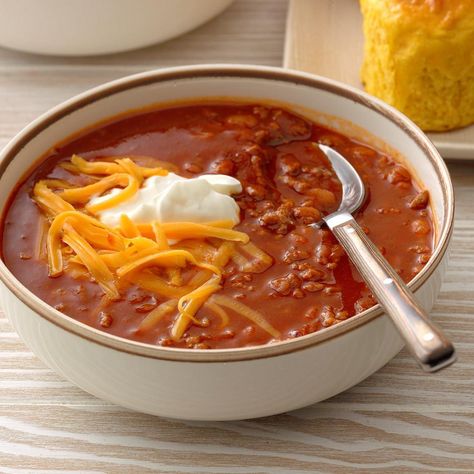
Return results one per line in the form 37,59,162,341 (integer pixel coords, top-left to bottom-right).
316,144,456,373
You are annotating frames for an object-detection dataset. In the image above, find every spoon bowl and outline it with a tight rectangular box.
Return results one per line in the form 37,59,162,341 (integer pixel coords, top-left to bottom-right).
319,144,366,217
317,145,456,373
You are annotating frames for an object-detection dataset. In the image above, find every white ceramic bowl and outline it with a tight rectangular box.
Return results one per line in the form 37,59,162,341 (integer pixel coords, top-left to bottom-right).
0,0,233,56
0,65,453,420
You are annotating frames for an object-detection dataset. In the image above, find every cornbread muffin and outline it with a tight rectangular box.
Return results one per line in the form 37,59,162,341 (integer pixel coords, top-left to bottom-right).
360,0,474,131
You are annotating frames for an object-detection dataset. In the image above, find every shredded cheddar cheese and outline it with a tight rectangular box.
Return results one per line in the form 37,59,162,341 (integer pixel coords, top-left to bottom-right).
151,221,169,249
119,214,141,238
172,274,222,341
64,154,172,177
143,222,249,243
33,154,275,344
204,300,230,329
33,181,75,216
137,299,178,333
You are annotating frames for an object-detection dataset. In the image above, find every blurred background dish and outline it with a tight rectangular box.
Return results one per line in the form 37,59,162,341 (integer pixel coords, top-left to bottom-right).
0,0,233,56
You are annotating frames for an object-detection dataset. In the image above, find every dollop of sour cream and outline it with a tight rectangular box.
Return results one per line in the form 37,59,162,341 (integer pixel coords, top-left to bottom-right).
89,173,242,228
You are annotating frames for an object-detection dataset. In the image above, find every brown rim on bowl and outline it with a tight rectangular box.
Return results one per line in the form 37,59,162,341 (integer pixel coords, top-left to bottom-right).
0,65,454,362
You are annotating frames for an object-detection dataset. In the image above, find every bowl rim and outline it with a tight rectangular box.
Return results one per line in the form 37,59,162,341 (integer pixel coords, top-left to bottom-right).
0,64,454,362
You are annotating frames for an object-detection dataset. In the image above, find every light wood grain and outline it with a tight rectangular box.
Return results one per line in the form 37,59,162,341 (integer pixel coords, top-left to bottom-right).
284,0,474,160
0,0,473,472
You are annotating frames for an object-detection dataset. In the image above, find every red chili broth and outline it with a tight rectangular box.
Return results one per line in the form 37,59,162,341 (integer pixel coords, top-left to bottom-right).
0,104,434,349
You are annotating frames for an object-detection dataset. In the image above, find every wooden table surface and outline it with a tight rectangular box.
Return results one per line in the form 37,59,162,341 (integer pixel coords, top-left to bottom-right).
0,1,473,472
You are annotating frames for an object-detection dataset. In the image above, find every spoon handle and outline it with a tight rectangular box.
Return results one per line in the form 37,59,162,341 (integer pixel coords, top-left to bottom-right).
325,212,456,373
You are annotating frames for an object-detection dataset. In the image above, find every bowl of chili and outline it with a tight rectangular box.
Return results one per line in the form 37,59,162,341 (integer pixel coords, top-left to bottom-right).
0,65,454,420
